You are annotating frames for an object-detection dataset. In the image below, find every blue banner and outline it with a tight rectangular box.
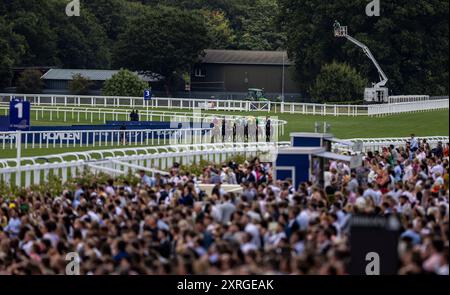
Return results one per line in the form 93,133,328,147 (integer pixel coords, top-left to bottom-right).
2,129,211,145
9,100,30,131
144,89,152,101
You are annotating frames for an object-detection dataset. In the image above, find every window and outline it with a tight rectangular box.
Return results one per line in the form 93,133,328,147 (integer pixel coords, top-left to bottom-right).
194,67,205,77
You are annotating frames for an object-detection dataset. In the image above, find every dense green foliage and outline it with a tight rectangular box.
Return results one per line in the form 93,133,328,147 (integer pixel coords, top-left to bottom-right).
0,16,26,88
113,6,210,93
102,69,148,97
279,0,449,97
140,0,286,50
0,170,140,199
0,0,448,98
0,0,286,89
68,73,93,95
0,0,111,70
311,62,368,103
16,69,43,93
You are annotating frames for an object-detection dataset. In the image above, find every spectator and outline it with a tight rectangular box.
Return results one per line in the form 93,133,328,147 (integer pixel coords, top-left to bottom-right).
0,140,448,275
139,170,155,187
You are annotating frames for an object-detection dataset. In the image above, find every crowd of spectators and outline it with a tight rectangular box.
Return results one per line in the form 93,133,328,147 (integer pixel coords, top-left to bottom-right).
0,136,448,275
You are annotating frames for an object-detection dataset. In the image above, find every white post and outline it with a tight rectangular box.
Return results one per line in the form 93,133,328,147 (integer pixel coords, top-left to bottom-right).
16,130,22,187
281,51,285,103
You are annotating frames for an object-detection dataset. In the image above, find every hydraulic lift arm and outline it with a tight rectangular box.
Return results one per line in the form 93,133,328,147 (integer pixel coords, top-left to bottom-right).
334,21,388,88
344,34,388,87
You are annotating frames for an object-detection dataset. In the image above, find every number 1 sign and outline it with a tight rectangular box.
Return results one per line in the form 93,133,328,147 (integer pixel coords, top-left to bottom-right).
9,100,31,131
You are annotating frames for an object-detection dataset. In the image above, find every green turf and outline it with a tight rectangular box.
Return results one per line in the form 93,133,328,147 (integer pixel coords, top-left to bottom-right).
29,108,449,138
277,110,448,138
0,107,447,159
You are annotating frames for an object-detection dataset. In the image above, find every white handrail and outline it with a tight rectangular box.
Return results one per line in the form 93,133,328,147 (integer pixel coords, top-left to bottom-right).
333,136,449,153
0,104,287,126
0,127,213,150
367,99,448,116
1,93,447,116
0,141,290,187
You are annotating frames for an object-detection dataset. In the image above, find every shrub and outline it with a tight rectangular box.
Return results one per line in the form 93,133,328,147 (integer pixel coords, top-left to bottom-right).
69,73,93,95
310,62,367,103
102,69,148,97
16,69,43,93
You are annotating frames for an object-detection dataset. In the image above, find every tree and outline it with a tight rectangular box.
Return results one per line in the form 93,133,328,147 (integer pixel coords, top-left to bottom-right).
113,5,210,94
0,0,111,69
84,0,128,40
141,0,286,50
202,9,236,49
236,0,286,50
53,10,111,69
0,44,13,89
16,69,43,94
279,0,449,97
3,0,59,66
102,69,148,97
310,62,367,103
0,16,26,88
1,0,288,82
69,74,93,95
0,18,14,88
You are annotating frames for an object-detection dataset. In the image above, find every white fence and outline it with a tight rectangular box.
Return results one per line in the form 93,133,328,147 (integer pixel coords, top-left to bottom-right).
1,134,447,187
0,128,213,150
0,104,287,138
0,93,369,115
367,99,449,116
0,104,286,125
332,136,449,153
3,93,447,116
0,141,289,187
387,95,429,104
0,121,284,150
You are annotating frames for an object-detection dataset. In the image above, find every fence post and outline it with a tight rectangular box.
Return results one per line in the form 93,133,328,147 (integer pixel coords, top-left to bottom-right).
16,130,22,187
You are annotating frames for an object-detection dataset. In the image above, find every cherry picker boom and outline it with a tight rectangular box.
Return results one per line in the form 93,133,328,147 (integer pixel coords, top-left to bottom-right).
333,21,389,103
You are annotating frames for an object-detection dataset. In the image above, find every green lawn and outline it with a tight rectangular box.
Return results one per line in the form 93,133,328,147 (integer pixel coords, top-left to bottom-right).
29,108,449,138
278,110,448,139
0,107,447,159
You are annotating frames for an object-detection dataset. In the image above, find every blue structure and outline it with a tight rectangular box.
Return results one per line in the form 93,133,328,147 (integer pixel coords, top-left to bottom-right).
30,121,187,132
0,100,214,147
144,89,152,101
9,100,31,131
12,121,210,145
0,116,9,131
274,132,352,188
0,100,31,131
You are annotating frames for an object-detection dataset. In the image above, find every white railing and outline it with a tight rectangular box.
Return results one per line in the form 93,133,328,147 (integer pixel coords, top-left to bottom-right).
332,136,449,153
0,104,285,125
0,104,287,137
0,128,212,150
1,93,447,117
0,141,290,187
367,99,449,116
0,93,370,115
387,95,429,104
